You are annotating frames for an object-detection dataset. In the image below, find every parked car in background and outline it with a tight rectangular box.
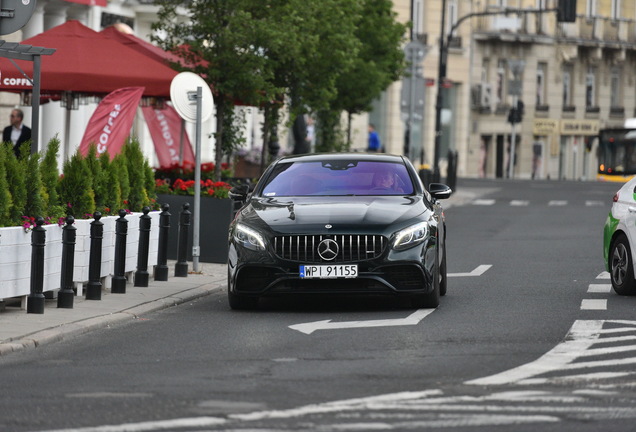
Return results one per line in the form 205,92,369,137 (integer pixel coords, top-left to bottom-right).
604,176,636,295
227,153,452,310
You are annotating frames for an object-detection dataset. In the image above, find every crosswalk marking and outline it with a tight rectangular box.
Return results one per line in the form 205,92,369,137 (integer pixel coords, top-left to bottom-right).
581,299,607,310
597,271,610,279
548,200,568,206
510,200,529,206
466,320,636,386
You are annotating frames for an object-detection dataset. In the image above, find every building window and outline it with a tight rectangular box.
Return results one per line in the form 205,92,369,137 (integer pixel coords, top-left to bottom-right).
585,66,597,108
562,65,573,107
610,67,622,108
496,59,506,106
536,62,547,106
586,0,597,17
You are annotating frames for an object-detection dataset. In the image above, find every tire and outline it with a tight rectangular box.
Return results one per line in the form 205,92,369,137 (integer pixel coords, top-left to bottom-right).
228,291,259,310
610,234,636,296
412,249,440,308
439,246,447,297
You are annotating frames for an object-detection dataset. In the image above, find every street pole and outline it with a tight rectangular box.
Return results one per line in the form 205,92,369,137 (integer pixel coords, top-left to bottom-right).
432,0,447,183
509,94,518,179
507,59,525,179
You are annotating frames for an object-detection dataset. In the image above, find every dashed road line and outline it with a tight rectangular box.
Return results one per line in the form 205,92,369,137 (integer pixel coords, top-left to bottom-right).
581,299,607,310
587,284,612,293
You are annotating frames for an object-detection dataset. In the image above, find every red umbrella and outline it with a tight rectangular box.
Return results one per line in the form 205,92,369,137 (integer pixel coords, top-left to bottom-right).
100,25,184,67
0,20,177,97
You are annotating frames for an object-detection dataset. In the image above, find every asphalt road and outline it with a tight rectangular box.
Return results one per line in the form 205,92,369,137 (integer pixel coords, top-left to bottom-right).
2,178,636,432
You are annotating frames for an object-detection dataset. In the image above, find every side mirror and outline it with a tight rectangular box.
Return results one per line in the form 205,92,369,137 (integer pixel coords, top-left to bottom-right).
428,183,453,200
229,184,250,201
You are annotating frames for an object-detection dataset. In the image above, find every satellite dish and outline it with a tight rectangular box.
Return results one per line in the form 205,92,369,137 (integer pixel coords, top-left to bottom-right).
170,72,214,123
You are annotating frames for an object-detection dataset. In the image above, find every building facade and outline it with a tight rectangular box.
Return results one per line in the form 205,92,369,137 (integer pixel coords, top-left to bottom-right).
4,0,635,182
385,0,636,181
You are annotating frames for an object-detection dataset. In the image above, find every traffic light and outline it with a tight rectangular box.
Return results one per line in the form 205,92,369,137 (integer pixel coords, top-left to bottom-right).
507,100,524,124
557,0,577,23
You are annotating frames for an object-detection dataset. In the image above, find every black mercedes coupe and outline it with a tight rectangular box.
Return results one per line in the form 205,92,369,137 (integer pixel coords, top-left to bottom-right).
227,153,452,310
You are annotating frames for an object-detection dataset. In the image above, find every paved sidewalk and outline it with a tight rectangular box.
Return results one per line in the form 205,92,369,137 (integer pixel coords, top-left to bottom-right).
0,260,227,356
0,184,483,357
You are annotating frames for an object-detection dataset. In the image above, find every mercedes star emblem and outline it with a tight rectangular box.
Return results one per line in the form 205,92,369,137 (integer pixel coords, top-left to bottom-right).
317,239,339,261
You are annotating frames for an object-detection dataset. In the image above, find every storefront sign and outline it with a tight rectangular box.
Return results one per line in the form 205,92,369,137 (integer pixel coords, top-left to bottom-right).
533,119,558,135
560,119,599,136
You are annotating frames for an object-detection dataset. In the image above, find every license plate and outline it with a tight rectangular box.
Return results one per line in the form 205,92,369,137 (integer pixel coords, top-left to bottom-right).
300,264,358,279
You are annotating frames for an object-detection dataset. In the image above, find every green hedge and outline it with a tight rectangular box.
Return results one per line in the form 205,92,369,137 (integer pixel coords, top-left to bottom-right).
0,137,158,228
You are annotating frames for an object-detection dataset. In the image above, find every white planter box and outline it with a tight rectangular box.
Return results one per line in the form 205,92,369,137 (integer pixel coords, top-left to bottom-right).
0,211,160,302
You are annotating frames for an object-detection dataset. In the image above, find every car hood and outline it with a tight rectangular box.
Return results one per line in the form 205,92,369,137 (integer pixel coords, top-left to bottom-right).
238,196,430,234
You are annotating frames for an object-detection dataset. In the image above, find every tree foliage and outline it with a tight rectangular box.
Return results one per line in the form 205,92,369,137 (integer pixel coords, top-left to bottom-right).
153,0,406,166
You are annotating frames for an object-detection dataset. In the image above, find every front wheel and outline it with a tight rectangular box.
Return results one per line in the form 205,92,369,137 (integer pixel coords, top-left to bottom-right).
610,234,636,295
439,246,447,297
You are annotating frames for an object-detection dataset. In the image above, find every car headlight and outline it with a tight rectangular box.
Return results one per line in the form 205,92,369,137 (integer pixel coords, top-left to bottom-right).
392,222,429,250
234,223,266,251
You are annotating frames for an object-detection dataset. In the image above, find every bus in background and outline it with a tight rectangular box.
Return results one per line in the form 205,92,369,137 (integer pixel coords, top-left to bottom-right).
597,119,636,182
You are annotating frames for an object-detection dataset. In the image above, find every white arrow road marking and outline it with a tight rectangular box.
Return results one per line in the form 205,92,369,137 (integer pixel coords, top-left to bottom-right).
449,264,492,277
289,308,435,335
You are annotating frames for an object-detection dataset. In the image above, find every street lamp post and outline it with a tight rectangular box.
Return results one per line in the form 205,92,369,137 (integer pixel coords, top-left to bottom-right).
432,0,447,183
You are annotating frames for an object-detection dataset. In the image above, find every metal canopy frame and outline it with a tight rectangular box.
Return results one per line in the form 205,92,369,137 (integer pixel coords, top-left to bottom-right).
0,40,56,154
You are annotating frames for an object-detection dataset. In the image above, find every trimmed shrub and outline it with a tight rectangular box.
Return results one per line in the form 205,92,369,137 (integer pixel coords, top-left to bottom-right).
4,143,27,225
59,150,95,218
123,138,148,212
23,151,44,219
0,146,13,226
41,137,62,217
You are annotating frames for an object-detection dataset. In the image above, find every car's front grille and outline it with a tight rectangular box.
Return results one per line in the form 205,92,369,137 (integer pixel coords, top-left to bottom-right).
274,234,386,263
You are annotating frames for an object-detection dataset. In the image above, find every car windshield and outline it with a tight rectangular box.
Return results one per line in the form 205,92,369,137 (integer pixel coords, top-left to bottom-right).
261,160,415,196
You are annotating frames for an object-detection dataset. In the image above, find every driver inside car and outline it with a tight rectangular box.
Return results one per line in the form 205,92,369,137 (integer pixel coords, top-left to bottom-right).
372,170,396,190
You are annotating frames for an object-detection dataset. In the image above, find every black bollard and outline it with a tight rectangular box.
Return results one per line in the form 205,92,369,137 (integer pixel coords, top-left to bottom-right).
85,212,103,300
134,207,151,287
111,209,128,294
27,216,46,314
175,202,191,277
155,203,170,281
57,215,76,309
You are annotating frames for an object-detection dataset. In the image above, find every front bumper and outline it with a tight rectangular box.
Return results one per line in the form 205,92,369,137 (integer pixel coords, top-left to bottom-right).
228,240,437,297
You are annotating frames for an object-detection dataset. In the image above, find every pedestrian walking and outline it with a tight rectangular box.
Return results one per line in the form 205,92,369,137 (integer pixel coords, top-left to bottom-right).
368,123,381,152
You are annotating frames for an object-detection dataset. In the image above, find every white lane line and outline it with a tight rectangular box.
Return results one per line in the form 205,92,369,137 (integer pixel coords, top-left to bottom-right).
231,390,443,421
510,200,529,206
581,299,607,310
548,200,568,206
597,271,610,279
449,264,492,278
38,416,228,432
588,284,612,293
473,199,495,205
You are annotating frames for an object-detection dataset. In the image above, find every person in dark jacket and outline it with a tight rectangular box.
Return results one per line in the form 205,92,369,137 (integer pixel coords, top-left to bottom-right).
3,108,31,157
